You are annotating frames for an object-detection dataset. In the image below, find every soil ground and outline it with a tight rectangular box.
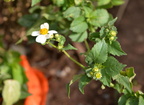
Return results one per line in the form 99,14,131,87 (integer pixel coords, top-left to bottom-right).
0,0,144,105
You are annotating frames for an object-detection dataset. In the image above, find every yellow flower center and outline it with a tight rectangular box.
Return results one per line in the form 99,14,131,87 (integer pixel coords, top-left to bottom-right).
40,28,48,35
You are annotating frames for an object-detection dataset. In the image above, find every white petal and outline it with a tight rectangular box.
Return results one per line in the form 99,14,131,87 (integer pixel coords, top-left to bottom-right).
48,30,57,35
36,35,47,44
31,31,40,36
40,23,49,29
44,23,49,29
45,34,51,39
40,24,45,29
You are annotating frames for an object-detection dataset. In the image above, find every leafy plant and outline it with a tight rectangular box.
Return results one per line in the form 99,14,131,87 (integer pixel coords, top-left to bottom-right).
17,0,144,104
0,45,29,105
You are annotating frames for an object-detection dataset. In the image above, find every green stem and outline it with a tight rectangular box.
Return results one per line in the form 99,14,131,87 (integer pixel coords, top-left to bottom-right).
47,41,85,69
84,39,90,52
62,50,85,69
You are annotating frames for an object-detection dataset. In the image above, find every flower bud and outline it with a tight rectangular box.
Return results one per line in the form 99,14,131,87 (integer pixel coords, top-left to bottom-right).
93,67,99,72
109,36,115,41
95,72,102,79
110,30,117,36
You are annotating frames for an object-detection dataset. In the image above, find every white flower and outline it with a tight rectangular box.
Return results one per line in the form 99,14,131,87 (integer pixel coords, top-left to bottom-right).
31,23,57,44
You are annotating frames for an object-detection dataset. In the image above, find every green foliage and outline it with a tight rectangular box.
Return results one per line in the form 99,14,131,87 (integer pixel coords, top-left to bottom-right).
0,46,28,104
63,44,77,50
63,6,81,19
108,41,127,56
78,74,91,94
66,74,83,97
15,0,144,104
85,39,108,64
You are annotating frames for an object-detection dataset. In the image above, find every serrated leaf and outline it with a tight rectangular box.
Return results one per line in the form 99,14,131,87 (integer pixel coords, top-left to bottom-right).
63,6,81,19
125,97,139,105
67,74,83,98
31,0,41,6
118,95,129,105
78,74,91,94
89,9,109,27
103,56,126,77
97,0,111,6
2,80,21,105
85,39,108,64
69,31,88,42
139,96,144,105
63,44,77,50
108,17,117,26
100,72,111,86
108,41,126,56
113,74,132,93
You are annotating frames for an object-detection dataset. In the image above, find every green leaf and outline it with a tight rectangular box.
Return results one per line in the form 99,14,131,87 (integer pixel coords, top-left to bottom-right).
125,67,136,82
139,96,144,105
11,63,27,84
111,0,124,6
67,74,83,98
103,56,126,77
78,74,91,94
63,6,81,19
69,31,88,42
2,80,21,105
20,90,31,99
18,13,39,28
118,95,129,105
70,17,88,33
108,41,127,56
52,0,65,6
63,44,77,50
31,0,41,6
108,17,117,26
89,9,109,27
97,0,111,6
113,74,132,93
100,72,111,86
125,97,139,105
83,6,93,17
85,39,108,64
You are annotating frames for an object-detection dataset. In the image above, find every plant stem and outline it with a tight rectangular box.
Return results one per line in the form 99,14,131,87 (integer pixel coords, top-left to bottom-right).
84,39,90,52
62,50,85,69
47,41,85,69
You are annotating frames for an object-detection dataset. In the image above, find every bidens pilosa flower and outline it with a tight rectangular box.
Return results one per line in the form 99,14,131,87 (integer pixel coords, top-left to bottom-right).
31,23,57,44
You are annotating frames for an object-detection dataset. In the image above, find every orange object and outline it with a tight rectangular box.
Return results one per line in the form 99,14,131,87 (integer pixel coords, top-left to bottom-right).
20,55,49,105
